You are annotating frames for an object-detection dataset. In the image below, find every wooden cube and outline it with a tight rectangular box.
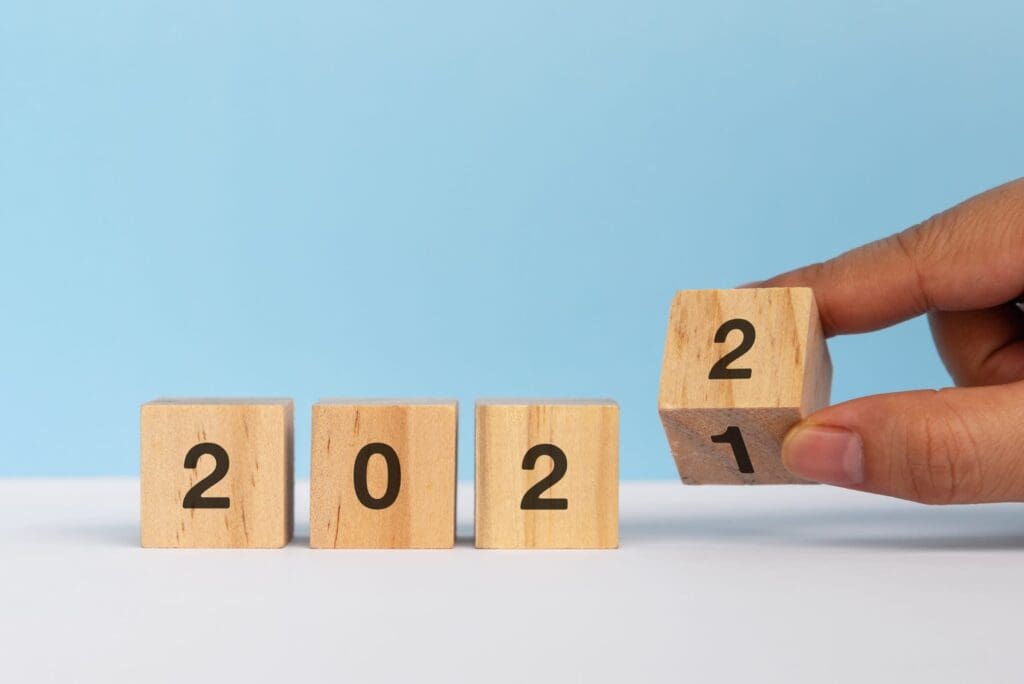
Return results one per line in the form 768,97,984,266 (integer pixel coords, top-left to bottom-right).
475,400,618,549
140,399,294,548
658,288,832,484
310,400,457,549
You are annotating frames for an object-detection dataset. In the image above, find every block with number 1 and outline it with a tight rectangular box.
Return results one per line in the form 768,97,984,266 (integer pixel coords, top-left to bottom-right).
658,288,832,484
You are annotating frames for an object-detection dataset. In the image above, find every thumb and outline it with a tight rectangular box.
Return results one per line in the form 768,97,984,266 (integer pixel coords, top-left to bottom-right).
781,382,1024,504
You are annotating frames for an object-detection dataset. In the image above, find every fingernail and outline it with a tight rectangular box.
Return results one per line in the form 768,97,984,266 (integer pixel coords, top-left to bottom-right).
782,425,864,486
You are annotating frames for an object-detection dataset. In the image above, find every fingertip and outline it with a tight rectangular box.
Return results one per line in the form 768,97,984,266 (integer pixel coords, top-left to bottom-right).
781,423,865,487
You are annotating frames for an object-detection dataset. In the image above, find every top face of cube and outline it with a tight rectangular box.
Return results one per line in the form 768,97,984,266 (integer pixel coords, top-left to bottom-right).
476,399,618,408
146,398,293,406
658,288,822,410
316,398,458,406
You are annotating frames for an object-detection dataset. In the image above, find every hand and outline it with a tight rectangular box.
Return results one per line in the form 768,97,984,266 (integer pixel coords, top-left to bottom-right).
755,178,1024,503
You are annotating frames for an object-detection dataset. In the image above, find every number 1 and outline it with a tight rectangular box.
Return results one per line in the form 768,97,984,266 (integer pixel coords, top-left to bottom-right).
710,426,754,474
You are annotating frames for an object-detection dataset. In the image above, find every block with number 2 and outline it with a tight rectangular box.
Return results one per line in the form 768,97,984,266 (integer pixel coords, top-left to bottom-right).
658,288,832,484
140,399,294,548
475,400,619,549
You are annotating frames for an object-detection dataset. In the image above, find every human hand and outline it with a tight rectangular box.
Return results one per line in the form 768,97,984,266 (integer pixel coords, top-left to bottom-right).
754,178,1024,503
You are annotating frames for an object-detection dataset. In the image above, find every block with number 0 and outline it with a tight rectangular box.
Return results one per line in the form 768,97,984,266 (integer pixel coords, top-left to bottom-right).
310,399,457,549
140,399,295,548
475,400,619,549
658,288,832,484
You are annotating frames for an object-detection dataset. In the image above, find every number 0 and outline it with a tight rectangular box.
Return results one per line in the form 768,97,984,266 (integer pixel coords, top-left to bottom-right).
353,442,401,510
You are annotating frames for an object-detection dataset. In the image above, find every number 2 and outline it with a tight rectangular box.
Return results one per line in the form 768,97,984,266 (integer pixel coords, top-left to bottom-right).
520,444,569,510
182,442,230,509
708,318,756,379
710,426,754,474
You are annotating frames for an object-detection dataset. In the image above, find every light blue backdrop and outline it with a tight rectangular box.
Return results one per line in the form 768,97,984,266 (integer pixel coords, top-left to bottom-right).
2,1,1022,478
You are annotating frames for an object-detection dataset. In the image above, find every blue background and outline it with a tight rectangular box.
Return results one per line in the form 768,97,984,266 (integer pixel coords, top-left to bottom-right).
2,1,1022,478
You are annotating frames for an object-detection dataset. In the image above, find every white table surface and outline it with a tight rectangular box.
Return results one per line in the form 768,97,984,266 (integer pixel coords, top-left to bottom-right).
2,479,1022,683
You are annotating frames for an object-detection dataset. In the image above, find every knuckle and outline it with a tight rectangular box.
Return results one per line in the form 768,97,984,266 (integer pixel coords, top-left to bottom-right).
891,224,944,312
891,391,985,505
898,207,985,311
908,181,1024,306
979,178,1024,235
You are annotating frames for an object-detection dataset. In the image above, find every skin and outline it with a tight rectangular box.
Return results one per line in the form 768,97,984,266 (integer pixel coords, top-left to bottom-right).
753,177,1024,504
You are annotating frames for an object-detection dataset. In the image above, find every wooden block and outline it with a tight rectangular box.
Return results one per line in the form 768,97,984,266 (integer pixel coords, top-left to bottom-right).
658,288,832,484
310,400,457,549
475,400,618,549
140,399,294,548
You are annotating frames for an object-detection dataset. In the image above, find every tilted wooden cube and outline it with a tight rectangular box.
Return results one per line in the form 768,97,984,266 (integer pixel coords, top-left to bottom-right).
475,400,618,549
310,400,457,549
658,288,832,484
140,399,294,548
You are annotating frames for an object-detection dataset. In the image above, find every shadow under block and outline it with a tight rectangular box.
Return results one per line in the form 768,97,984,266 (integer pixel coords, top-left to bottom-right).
140,399,294,548
475,400,619,549
658,288,832,484
310,400,457,549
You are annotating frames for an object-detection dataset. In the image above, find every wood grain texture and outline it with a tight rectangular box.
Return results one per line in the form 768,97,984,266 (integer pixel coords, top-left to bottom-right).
475,400,618,549
140,399,294,548
310,400,457,549
658,288,832,484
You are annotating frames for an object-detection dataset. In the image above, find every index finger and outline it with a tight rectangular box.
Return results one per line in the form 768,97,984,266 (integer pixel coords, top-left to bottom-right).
756,178,1024,336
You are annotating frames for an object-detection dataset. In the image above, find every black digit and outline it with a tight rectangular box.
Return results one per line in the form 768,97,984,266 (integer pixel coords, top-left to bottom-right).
353,442,401,510
520,444,569,510
708,318,756,379
182,443,230,509
710,426,754,474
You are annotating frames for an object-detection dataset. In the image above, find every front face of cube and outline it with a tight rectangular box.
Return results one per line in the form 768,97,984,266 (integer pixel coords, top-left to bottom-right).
309,402,457,549
475,403,618,549
140,402,293,548
658,288,814,412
